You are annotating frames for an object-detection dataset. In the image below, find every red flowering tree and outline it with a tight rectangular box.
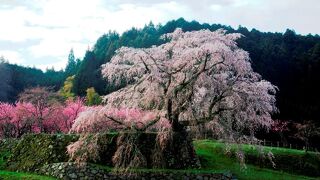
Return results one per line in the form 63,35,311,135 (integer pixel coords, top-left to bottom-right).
17,87,63,133
0,102,15,137
0,98,86,138
44,98,86,133
271,120,289,144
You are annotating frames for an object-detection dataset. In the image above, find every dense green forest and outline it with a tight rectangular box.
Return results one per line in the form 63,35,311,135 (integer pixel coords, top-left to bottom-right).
0,60,65,102
1,18,320,126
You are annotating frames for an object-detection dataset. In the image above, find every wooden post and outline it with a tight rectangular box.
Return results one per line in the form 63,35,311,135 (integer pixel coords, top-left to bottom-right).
290,144,292,149
277,141,279,147
264,139,266,146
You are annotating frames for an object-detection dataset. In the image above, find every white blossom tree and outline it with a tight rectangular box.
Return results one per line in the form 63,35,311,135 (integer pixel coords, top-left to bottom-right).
100,28,278,141
68,28,278,169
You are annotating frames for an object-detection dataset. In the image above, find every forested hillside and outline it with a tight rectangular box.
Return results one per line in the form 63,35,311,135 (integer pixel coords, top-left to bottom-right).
0,59,65,102
1,18,320,125
74,18,320,124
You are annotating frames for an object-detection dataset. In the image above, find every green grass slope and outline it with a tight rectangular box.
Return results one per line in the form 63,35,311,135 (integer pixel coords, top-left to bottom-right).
194,140,319,180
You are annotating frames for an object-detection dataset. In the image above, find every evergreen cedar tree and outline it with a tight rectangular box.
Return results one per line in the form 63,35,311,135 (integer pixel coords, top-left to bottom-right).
64,49,77,77
0,60,12,102
71,29,277,143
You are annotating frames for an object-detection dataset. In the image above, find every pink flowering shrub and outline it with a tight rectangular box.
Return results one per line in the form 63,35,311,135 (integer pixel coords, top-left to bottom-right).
0,103,15,137
0,98,86,138
44,98,86,133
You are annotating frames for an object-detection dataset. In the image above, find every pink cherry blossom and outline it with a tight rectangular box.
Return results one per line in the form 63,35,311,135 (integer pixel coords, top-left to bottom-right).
99,28,277,141
69,107,171,133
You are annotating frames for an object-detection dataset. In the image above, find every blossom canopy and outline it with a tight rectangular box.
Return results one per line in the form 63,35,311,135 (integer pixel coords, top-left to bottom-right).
87,28,277,139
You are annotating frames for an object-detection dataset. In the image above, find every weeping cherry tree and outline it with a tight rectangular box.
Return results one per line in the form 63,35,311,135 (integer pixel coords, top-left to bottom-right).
101,28,277,140
69,28,278,169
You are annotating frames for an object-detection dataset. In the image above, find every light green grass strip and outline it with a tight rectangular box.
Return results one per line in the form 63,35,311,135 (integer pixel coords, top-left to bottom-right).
0,170,56,180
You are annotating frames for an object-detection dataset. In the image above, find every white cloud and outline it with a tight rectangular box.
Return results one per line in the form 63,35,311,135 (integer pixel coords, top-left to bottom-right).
36,59,67,71
0,50,24,64
0,0,319,70
17,0,188,67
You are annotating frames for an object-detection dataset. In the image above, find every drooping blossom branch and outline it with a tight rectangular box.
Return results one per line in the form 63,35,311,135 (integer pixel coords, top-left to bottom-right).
69,107,171,134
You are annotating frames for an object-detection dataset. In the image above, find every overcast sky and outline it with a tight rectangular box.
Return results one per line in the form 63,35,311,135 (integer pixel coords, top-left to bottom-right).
0,0,319,71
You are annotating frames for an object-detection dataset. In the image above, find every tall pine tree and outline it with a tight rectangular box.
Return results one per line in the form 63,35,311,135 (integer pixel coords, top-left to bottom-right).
0,58,12,101
65,49,77,77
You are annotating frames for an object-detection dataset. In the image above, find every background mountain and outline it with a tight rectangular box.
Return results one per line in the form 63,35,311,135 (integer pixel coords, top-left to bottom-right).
1,18,320,125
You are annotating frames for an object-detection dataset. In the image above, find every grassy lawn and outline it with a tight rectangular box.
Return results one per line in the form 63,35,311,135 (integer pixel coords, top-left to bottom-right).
193,139,318,180
0,170,56,180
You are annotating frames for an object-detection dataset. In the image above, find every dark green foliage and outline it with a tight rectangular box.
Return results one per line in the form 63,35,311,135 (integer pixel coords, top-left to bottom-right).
5,134,78,172
43,68,65,89
0,139,18,169
64,49,78,77
93,31,120,62
73,50,106,95
236,28,320,122
0,62,65,103
0,61,13,102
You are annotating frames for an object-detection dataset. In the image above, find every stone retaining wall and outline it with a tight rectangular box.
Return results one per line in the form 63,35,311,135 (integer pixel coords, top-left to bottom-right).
39,162,236,180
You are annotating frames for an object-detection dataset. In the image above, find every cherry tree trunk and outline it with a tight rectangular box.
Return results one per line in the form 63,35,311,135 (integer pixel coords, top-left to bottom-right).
162,130,201,169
